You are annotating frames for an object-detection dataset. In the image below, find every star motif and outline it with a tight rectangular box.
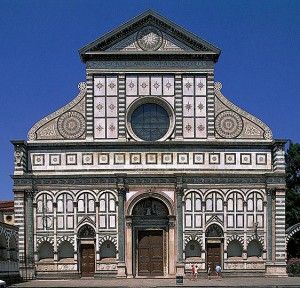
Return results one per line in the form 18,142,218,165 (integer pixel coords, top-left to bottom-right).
197,124,205,131
185,81,192,90
109,124,116,131
197,82,204,90
108,104,115,111
96,125,103,132
165,81,172,90
96,103,104,111
185,102,192,111
129,81,135,89
153,81,160,90
140,82,148,89
185,124,192,132
197,103,204,111
96,82,104,90
108,82,116,90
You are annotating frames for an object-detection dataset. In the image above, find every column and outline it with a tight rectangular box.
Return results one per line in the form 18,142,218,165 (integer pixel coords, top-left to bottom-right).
175,186,184,275
125,217,133,278
168,217,176,275
117,187,127,277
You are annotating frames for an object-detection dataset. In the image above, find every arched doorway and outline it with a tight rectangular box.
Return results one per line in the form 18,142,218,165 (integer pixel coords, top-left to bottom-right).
205,224,224,275
126,195,175,277
78,224,96,277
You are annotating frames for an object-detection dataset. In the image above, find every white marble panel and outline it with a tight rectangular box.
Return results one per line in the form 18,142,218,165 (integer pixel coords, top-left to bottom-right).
138,76,150,95
106,76,118,96
106,97,117,117
37,216,43,229
237,215,243,227
109,215,116,228
227,215,234,227
107,118,118,139
237,198,243,211
183,97,194,117
185,215,192,228
100,215,106,228
94,97,105,117
78,199,84,212
247,215,254,227
94,77,105,96
216,198,223,211
195,77,206,95
126,76,137,95
151,76,162,95
195,215,202,228
195,97,206,117
195,198,201,211
195,118,207,138
206,199,213,211
100,199,106,212
163,76,174,95
185,199,192,211
57,216,64,229
183,118,194,138
109,199,116,212
228,199,234,211
94,118,106,139
182,76,194,95
67,216,73,229
257,214,263,227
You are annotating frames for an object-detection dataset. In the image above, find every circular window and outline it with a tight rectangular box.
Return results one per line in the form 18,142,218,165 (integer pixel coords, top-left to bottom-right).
131,103,169,141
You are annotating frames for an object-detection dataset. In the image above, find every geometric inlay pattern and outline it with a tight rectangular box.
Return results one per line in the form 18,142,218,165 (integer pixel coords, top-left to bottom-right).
215,110,243,138
57,110,85,139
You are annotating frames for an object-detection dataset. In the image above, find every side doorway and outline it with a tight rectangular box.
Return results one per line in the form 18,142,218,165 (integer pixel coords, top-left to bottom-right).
80,244,95,277
206,243,221,276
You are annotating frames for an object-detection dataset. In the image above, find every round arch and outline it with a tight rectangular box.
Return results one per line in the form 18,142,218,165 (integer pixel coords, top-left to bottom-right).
126,191,175,216
286,223,300,243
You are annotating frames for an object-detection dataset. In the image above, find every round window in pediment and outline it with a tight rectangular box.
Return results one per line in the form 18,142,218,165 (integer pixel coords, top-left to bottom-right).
127,98,175,142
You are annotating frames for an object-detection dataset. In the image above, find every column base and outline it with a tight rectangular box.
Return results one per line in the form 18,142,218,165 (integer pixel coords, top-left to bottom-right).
117,262,127,278
176,263,185,276
265,262,287,277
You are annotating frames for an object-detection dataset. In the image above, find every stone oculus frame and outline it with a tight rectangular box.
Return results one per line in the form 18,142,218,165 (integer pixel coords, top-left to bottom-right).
12,10,287,279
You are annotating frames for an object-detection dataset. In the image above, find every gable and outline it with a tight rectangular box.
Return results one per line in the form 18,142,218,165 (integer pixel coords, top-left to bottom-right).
79,10,220,62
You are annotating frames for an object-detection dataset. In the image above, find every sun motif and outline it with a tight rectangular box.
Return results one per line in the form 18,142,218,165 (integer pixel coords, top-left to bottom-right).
137,27,163,51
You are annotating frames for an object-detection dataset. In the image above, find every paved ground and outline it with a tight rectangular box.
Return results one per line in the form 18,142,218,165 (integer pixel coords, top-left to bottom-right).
10,277,300,288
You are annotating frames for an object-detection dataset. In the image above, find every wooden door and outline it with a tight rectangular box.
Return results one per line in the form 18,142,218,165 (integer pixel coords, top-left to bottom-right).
80,244,95,277
138,230,163,276
207,243,221,275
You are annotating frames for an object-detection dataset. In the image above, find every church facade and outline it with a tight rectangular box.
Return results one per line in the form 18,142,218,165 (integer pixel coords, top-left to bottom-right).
12,11,287,278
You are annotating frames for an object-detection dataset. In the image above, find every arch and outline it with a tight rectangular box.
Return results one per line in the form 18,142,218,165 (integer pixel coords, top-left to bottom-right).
75,190,97,202
132,197,169,217
77,224,96,238
225,190,245,202
226,234,244,246
247,240,263,257
55,190,74,202
247,235,264,246
58,241,74,260
126,191,175,216
205,223,224,238
286,223,300,243
57,235,75,246
185,240,201,258
205,191,224,212
184,189,204,199
227,240,243,257
205,189,226,199
34,190,54,202
99,235,118,247
99,189,118,200
38,241,54,260
36,236,54,249
184,234,203,247
100,240,117,260
245,189,265,201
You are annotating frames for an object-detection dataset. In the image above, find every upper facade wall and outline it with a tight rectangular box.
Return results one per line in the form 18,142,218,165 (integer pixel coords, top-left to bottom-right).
27,12,272,144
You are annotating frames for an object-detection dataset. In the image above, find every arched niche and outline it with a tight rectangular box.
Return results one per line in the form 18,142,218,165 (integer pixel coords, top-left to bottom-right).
206,224,224,238
77,224,96,239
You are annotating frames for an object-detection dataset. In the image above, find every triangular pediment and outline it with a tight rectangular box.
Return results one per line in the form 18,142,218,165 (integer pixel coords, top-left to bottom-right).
79,10,220,62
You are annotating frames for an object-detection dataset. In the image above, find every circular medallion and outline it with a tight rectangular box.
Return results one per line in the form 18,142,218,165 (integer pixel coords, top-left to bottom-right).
57,111,85,139
215,110,243,138
136,26,163,51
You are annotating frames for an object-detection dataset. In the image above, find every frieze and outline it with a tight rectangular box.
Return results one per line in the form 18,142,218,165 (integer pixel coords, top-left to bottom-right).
13,174,285,187
86,60,214,70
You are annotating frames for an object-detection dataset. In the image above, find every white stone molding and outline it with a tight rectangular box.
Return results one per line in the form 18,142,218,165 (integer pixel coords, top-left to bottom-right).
36,236,54,249
99,189,118,200
99,235,118,247
184,234,203,248
225,189,246,201
75,190,97,201
55,190,75,202
28,82,87,141
184,189,204,199
214,82,273,140
286,223,300,243
247,234,264,246
246,189,266,201
226,234,244,246
57,235,75,247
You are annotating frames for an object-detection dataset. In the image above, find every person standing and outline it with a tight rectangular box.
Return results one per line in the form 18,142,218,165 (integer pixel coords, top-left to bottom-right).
215,264,222,278
194,264,198,280
207,263,212,280
191,264,196,280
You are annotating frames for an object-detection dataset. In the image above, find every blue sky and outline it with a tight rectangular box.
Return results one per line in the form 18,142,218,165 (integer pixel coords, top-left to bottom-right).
0,0,299,200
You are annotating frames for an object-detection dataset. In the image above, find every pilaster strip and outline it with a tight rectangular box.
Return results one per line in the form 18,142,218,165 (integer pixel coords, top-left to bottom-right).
174,74,183,138
275,191,286,261
118,74,126,139
207,73,215,138
86,73,94,138
14,192,25,256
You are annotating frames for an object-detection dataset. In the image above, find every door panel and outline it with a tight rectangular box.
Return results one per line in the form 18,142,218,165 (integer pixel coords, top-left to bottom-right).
138,230,163,276
207,243,221,276
80,244,95,277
